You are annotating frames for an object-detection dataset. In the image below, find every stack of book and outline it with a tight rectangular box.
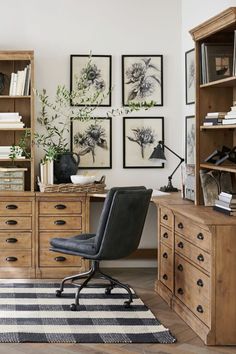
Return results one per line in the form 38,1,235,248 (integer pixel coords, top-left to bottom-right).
222,105,236,125
0,112,24,128
9,64,31,96
203,112,226,126
213,191,236,216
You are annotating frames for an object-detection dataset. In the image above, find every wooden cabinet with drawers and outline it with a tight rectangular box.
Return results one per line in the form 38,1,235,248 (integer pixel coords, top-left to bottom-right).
154,196,236,345
0,192,35,278
36,193,90,278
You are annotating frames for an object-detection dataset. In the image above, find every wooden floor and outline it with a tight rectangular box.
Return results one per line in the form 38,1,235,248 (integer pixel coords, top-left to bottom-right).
0,268,236,354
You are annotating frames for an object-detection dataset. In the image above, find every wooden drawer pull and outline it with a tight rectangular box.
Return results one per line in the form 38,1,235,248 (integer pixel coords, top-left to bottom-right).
5,220,17,225
162,274,168,280
197,279,204,287
6,256,17,262
197,232,204,240
162,252,168,259
177,241,184,248
54,256,66,262
6,204,18,210
177,264,183,271
54,204,66,210
163,214,168,220
197,254,204,262
54,220,66,225
6,238,17,243
177,288,184,295
197,305,204,313
178,222,184,229
163,232,168,238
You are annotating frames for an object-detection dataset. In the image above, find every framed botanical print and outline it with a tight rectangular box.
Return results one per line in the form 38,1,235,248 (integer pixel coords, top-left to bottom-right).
185,115,195,164
71,118,112,169
185,49,195,104
70,55,112,106
123,116,164,168
122,55,163,106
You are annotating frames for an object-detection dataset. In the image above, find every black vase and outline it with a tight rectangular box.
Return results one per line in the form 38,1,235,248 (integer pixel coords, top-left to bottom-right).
54,152,80,184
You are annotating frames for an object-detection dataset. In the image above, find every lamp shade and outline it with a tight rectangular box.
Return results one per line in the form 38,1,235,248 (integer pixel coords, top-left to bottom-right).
149,142,166,162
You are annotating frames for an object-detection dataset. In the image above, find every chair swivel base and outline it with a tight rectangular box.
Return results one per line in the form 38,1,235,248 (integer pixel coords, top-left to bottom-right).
55,260,133,311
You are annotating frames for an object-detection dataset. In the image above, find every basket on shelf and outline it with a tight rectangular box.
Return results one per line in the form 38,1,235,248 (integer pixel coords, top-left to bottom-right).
37,176,106,193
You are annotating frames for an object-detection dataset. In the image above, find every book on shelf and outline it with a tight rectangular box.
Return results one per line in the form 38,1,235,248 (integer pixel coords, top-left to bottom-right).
203,118,223,125
205,112,226,118
9,64,31,96
213,205,236,216
0,167,27,172
218,191,236,203
222,118,236,125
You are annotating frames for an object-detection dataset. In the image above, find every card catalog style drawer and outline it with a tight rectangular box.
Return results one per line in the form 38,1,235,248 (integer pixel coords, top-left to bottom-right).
0,201,32,215
39,201,82,215
175,215,211,252
40,250,82,267
160,225,173,247
39,216,82,230
0,232,31,249
175,254,210,327
159,243,173,291
175,235,210,273
39,232,81,249
0,250,31,267
0,217,31,230
160,206,173,228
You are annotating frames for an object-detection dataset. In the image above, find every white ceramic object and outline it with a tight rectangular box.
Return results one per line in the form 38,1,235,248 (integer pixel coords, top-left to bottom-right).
70,175,96,185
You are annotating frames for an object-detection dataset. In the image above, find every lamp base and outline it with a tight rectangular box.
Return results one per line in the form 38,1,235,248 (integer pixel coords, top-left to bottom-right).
160,185,179,192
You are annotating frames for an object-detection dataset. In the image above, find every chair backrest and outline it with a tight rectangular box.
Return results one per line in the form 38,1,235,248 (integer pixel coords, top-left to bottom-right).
95,187,152,260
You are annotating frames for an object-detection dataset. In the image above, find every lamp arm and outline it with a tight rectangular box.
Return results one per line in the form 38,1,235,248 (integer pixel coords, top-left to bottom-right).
159,141,183,161
168,157,185,180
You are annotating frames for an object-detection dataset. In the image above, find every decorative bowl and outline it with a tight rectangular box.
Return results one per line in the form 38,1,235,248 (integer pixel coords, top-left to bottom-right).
70,175,96,185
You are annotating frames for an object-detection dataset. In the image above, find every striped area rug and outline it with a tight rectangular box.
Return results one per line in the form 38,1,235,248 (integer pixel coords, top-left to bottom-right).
0,283,176,343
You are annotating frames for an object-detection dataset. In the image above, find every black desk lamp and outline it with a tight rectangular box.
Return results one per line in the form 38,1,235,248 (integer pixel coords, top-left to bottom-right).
149,141,184,192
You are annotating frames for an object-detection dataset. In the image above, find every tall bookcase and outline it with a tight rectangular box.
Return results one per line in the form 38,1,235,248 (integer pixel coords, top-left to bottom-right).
190,8,236,205
0,51,34,191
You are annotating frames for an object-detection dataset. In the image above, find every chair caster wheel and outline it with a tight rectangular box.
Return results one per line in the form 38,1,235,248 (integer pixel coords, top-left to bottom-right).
70,303,78,311
124,300,132,308
56,290,62,297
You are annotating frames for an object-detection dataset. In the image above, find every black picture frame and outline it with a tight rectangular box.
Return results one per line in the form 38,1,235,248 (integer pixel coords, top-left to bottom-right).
204,43,233,82
70,54,112,106
185,115,195,164
122,55,163,106
185,49,195,104
71,117,112,169
123,116,164,168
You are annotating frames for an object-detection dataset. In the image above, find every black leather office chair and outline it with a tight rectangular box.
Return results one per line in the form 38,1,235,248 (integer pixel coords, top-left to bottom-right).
50,186,152,311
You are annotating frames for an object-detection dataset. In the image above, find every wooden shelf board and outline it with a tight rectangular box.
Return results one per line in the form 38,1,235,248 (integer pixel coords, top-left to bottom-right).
0,96,31,99
200,125,236,130
200,163,236,173
0,158,31,162
200,76,236,88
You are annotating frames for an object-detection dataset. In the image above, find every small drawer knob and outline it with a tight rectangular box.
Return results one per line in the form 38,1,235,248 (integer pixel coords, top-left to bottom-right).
197,279,204,287
6,256,17,262
54,220,66,225
6,238,17,243
197,232,204,240
178,222,184,229
55,204,66,210
163,232,168,239
197,305,204,313
162,274,168,280
177,241,184,248
6,204,18,210
5,220,17,225
162,252,168,259
163,214,168,220
177,264,183,271
177,288,184,295
54,256,66,262
197,254,204,262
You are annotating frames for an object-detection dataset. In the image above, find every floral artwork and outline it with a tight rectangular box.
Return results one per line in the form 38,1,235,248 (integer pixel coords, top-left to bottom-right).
123,117,164,168
70,55,112,106
185,116,195,164
185,49,195,104
122,55,163,106
71,118,112,169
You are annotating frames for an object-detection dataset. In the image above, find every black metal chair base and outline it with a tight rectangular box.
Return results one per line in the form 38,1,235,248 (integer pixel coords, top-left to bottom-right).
56,260,133,311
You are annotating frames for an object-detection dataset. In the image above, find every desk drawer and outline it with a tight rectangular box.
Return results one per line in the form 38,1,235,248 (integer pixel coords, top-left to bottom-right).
0,217,31,230
40,250,82,267
0,201,31,215
159,243,173,291
160,225,173,247
0,250,31,267
160,207,173,228
39,216,82,230
0,232,31,249
39,201,82,215
39,231,82,249
175,214,211,252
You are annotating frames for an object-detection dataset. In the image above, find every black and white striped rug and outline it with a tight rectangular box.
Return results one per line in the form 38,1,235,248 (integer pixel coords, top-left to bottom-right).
0,283,176,343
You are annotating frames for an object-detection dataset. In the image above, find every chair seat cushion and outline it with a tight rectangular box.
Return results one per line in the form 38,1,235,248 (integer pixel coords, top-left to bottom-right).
50,233,97,256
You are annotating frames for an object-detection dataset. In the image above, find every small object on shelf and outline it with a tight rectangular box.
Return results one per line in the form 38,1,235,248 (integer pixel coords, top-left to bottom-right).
204,146,231,165
70,175,96,185
149,141,184,192
0,167,27,191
